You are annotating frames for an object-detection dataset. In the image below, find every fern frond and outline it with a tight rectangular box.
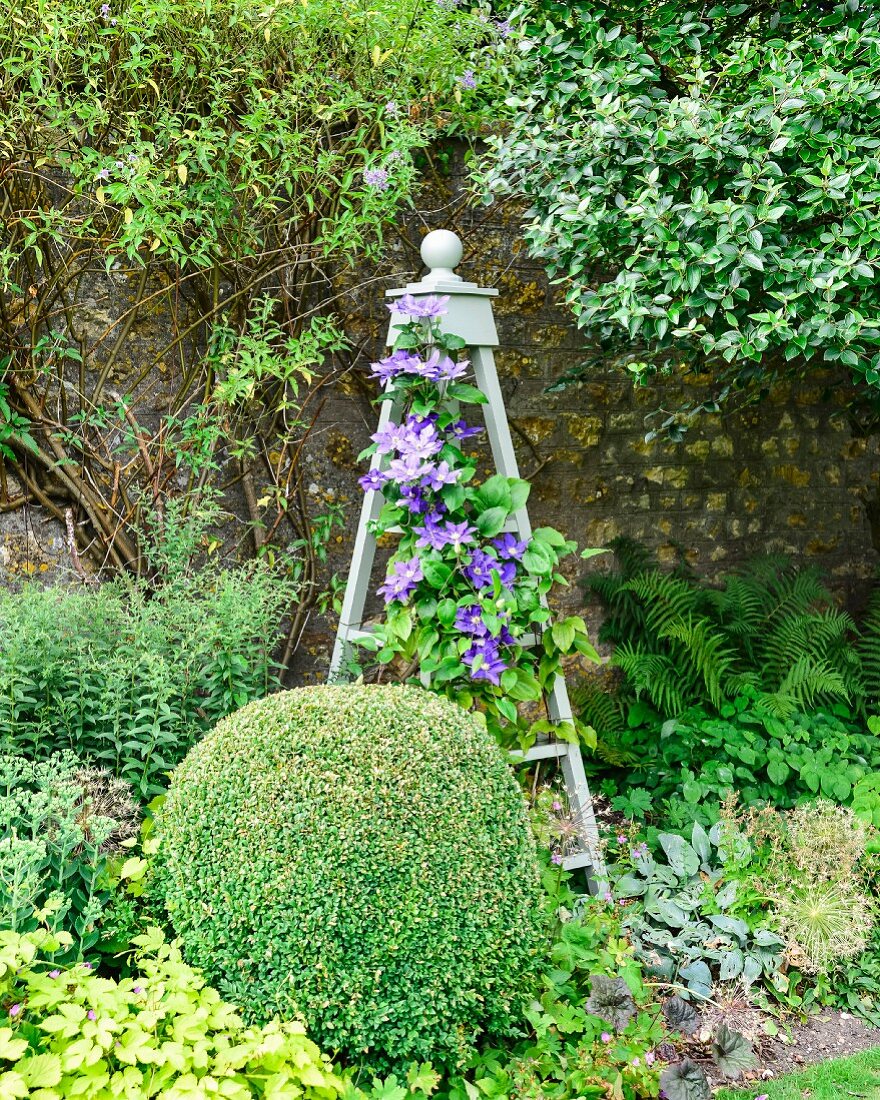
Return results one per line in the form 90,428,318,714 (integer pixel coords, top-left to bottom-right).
612,643,689,717
569,678,625,735
659,615,738,709
776,654,850,710
622,572,705,638
857,581,880,705
761,610,856,691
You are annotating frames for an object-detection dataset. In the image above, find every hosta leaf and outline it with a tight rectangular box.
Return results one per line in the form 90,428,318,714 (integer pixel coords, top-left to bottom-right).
679,960,712,999
659,833,700,878
712,1024,758,1079
660,1059,711,1100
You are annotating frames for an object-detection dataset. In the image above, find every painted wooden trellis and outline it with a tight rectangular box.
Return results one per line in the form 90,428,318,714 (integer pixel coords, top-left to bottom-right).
329,229,604,881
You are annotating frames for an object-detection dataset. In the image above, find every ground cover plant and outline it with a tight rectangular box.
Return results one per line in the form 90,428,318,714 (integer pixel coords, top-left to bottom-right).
577,540,880,1035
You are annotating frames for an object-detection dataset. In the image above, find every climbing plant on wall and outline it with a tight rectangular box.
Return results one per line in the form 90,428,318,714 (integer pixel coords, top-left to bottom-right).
0,0,507,609
482,1,880,433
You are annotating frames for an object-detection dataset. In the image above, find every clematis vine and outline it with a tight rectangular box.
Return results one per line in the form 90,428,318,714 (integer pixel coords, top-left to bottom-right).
350,296,602,752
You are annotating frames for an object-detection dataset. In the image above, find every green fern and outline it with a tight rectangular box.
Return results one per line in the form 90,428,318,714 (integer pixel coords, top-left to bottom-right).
857,581,880,704
613,643,690,717
659,616,737,710
583,544,864,722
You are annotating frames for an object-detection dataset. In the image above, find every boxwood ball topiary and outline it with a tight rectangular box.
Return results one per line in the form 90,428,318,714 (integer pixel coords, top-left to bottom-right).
160,684,544,1070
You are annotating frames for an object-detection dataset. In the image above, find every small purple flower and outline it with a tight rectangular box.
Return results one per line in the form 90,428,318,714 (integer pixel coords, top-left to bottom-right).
632,1057,641,1067
359,468,387,493
464,548,515,590
493,532,527,561
399,484,432,515
421,460,459,492
496,18,512,37
443,520,476,551
414,516,450,552
418,348,468,382
462,635,508,685
388,453,433,484
133,986,144,995
603,890,614,903
82,962,93,969
552,800,563,811
449,419,483,440
457,70,477,91
364,167,390,191
645,1052,656,1066
9,1004,21,1017
388,294,449,320
99,2,110,15
378,556,423,605
87,1010,97,1021
95,167,110,182
551,852,563,865
455,605,488,636
601,1032,612,1044
385,101,400,117
127,152,138,163
49,970,61,979
370,349,422,384
617,834,627,844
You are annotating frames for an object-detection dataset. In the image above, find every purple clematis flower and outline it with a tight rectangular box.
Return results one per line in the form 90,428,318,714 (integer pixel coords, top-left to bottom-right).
370,349,422,383
399,484,433,514
421,460,459,491
388,294,449,320
443,520,476,551
418,348,469,382
455,604,488,636
388,453,434,484
449,419,483,440
493,532,528,561
464,548,516,590
462,635,508,685
413,515,450,551
359,468,387,493
378,556,423,604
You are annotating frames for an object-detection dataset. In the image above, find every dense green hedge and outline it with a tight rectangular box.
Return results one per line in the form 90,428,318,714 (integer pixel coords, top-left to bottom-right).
160,685,544,1072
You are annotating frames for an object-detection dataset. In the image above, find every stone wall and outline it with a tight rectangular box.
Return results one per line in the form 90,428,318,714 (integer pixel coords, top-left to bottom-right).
3,153,879,676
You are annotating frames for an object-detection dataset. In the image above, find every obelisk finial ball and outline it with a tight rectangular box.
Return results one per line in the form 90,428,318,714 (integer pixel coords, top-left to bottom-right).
420,229,463,275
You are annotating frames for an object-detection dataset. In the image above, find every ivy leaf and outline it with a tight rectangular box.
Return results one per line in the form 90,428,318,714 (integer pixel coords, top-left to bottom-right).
711,1024,758,1079
659,1060,711,1100
662,996,700,1036
585,974,636,1032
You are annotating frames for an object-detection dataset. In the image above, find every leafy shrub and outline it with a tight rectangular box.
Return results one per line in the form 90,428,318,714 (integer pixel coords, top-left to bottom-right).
0,0,502,575
0,753,140,958
0,564,292,798
482,2,880,415
613,822,785,998
584,545,864,721
603,694,880,828
0,925,343,1099
160,685,544,1072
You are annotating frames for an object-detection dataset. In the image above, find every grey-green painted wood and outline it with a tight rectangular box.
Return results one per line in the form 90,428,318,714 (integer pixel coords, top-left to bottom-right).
329,230,605,882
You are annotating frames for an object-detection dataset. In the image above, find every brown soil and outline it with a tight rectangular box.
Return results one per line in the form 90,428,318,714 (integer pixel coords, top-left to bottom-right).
757,1012,880,1078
